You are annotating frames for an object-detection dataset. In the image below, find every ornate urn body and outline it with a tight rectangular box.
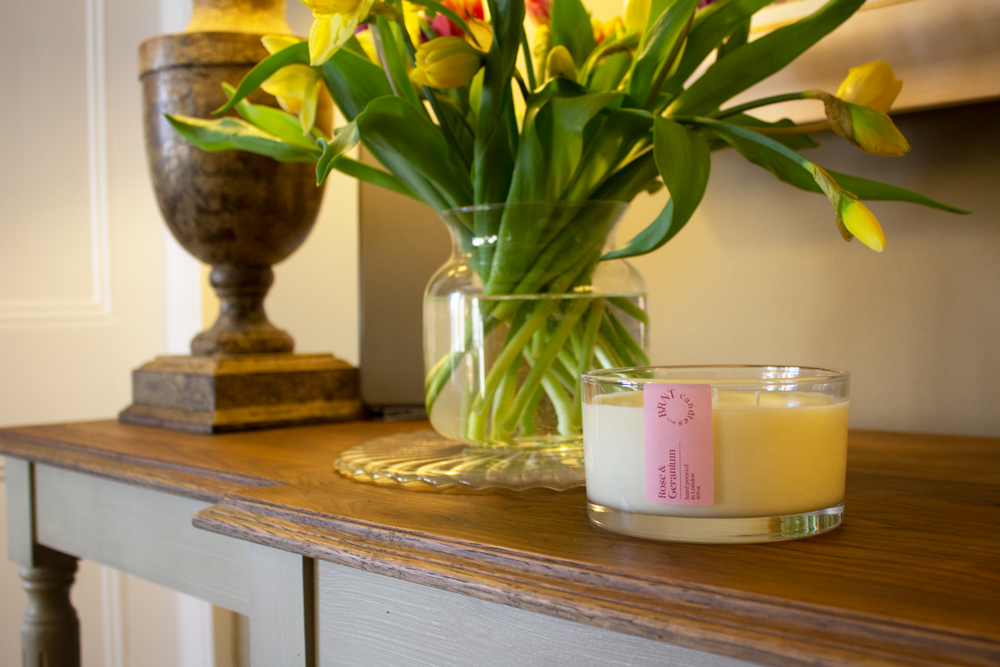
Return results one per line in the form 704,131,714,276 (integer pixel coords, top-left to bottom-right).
120,0,362,433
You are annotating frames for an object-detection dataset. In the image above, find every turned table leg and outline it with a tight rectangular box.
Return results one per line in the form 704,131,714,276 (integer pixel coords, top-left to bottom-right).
19,550,81,667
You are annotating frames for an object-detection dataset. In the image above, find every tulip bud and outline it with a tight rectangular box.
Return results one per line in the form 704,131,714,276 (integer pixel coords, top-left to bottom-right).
837,196,886,252
410,36,485,89
545,45,578,82
824,96,911,157
526,0,551,25
837,60,903,114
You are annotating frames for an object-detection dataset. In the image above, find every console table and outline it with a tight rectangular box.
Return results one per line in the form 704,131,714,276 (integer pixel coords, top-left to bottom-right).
2,420,998,666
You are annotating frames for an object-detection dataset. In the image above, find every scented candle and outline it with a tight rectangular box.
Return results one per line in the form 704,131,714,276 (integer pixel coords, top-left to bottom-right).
582,366,850,543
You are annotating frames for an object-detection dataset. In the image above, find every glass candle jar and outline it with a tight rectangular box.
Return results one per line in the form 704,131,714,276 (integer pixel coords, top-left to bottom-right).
582,366,850,543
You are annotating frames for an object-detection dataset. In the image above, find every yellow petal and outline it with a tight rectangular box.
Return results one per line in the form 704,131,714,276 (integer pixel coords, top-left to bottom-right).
262,34,303,55
464,18,494,52
354,29,379,64
839,198,886,252
299,79,322,134
837,60,903,114
309,14,338,65
303,0,362,15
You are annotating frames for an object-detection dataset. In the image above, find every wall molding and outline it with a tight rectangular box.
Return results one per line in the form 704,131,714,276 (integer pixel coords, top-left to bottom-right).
101,566,128,667
0,0,113,329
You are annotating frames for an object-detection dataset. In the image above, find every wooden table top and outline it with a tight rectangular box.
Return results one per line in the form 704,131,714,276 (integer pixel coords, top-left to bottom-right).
2,421,998,667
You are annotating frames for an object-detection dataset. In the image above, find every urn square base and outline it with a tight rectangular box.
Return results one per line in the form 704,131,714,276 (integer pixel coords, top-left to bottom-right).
119,354,363,434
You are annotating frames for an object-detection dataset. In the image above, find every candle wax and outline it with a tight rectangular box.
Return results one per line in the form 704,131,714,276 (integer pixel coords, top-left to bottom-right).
583,390,849,518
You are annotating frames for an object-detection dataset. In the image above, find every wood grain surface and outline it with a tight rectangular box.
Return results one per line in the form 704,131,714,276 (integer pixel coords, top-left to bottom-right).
194,430,1000,667
0,419,426,501
2,420,998,666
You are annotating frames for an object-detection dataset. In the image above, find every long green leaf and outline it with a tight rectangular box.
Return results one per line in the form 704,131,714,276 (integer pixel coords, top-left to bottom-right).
473,0,524,207
663,0,773,96
563,108,654,200
627,0,700,109
356,96,473,211
320,43,395,121
222,83,317,151
550,0,596,67
215,41,310,115
668,0,865,116
602,117,710,260
372,18,424,112
165,114,320,163
704,118,969,213
330,155,420,201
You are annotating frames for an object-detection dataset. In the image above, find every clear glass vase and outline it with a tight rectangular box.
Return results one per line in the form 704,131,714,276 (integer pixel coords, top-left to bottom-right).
425,202,648,449
335,201,648,490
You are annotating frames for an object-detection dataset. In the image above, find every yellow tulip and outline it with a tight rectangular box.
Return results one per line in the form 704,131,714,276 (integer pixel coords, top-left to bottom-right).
353,29,379,64
464,17,494,52
592,16,625,45
402,1,424,47
301,0,376,65
409,37,485,89
837,60,903,114
838,196,886,252
260,36,323,134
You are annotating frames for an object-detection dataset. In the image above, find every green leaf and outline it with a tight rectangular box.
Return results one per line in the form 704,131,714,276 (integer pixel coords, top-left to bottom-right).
329,155,420,201
356,96,473,211
628,0,701,109
550,0,596,68
825,171,969,214
564,108,654,200
320,44,394,121
222,83,317,151
165,114,320,163
668,0,865,116
215,41,310,115
603,117,710,260
590,151,659,202
472,0,525,206
717,17,750,59
664,0,772,96
372,18,424,112
702,118,969,214
730,113,822,150
588,52,632,92
316,121,360,185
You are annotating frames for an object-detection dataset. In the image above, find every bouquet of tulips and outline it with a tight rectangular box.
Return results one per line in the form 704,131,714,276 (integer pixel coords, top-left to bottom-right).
171,0,963,445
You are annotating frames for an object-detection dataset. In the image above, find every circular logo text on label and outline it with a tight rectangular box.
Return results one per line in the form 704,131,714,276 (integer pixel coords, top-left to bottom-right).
656,388,696,426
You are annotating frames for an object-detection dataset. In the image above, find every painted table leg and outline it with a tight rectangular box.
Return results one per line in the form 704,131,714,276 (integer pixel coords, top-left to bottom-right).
6,459,81,667
19,549,80,667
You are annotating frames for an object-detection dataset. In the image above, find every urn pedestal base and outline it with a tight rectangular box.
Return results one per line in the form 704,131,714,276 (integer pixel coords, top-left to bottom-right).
119,354,362,434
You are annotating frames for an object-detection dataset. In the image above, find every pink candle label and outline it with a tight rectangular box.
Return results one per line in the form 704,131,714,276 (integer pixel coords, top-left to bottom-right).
644,383,714,505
